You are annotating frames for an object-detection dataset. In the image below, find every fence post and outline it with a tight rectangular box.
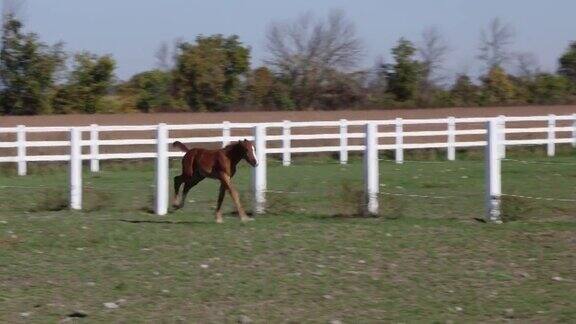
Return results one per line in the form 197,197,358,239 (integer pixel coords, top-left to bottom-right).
548,114,556,157
395,118,404,164
572,113,576,148
90,124,100,172
447,117,456,161
16,125,27,176
498,115,506,159
282,120,291,166
485,120,502,224
155,123,169,216
70,128,82,210
339,119,348,164
252,125,267,214
222,121,231,148
364,122,379,216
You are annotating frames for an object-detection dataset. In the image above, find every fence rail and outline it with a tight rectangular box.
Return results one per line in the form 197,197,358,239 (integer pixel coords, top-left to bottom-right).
2,114,575,219
1,114,575,176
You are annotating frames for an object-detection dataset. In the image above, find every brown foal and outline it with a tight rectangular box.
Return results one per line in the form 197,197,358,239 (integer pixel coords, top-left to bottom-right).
172,140,258,223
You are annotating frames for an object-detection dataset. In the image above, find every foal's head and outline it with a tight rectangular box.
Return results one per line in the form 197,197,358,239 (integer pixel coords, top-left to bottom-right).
235,139,258,167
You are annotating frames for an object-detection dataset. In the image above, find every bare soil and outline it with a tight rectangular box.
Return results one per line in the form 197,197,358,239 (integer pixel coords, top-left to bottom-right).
1,105,575,158
1,105,576,127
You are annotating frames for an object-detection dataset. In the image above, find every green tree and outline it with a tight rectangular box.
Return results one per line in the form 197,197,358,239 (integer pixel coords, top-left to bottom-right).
384,38,423,102
317,70,366,109
450,74,480,106
480,66,517,105
244,66,295,110
52,52,116,114
122,69,183,112
0,15,65,115
173,34,250,111
246,67,275,108
558,41,576,84
529,73,573,104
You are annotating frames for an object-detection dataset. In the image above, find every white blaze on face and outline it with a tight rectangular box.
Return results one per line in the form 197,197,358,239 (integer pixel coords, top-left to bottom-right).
251,144,258,165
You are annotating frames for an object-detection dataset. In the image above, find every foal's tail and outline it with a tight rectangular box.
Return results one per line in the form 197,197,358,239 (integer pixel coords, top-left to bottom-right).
173,141,189,152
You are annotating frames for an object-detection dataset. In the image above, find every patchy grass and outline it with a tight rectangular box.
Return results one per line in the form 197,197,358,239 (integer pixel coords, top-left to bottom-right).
0,154,575,322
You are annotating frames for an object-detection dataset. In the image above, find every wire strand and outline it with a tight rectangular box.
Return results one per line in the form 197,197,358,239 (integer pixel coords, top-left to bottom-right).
503,158,576,166
502,193,576,203
379,191,480,200
379,159,484,165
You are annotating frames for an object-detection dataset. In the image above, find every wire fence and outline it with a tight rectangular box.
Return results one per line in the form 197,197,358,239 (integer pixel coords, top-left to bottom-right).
1,156,576,219
501,193,576,203
503,158,576,166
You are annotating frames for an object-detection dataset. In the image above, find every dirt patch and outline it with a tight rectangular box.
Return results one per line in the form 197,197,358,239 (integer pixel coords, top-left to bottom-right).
1,105,576,127
1,105,575,158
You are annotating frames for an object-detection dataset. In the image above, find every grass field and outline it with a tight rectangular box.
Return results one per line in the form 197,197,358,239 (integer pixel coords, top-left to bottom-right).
1,150,575,322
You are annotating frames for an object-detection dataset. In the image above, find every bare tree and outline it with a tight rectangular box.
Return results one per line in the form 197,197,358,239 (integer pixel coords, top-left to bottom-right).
514,52,540,79
155,41,171,71
368,55,388,90
266,10,362,72
265,10,363,107
171,37,185,66
418,26,450,89
477,18,515,70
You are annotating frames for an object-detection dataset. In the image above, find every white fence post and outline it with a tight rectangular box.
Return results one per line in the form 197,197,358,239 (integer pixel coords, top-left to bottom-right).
90,124,100,172
222,121,231,148
572,113,576,148
155,123,169,216
447,117,456,161
395,118,404,164
339,119,348,164
282,120,291,166
252,125,267,214
485,120,502,224
16,125,27,176
69,128,82,210
498,115,506,159
548,114,556,157
364,122,379,216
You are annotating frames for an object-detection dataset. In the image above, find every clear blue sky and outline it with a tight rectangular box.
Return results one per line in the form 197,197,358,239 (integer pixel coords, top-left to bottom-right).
18,0,576,80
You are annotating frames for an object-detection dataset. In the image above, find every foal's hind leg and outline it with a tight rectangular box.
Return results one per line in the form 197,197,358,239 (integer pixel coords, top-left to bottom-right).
173,175,186,208
173,174,204,209
180,175,204,208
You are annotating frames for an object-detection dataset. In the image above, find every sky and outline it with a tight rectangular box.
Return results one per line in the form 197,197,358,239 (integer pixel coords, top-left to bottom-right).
12,0,576,80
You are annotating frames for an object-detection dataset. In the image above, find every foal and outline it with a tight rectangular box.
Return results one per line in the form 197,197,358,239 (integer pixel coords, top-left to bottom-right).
172,140,258,223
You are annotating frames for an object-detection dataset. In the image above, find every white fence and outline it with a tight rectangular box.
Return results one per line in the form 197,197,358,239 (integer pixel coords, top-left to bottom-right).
1,114,576,174
1,114,576,219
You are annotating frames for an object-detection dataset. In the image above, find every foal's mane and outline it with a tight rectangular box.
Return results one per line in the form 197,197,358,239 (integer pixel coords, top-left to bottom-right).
223,141,247,155
223,141,243,150
222,141,247,163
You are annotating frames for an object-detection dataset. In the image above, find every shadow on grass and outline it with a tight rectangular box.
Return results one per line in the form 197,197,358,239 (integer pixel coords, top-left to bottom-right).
118,219,205,225
310,214,382,220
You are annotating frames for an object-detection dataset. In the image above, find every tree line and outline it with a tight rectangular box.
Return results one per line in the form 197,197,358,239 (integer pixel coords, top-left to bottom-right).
1,11,575,115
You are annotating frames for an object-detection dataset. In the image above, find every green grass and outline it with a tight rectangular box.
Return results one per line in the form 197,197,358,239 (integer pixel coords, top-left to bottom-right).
0,153,575,322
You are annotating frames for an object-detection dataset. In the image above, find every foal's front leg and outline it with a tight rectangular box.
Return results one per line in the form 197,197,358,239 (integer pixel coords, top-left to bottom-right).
218,173,252,222
215,184,226,223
